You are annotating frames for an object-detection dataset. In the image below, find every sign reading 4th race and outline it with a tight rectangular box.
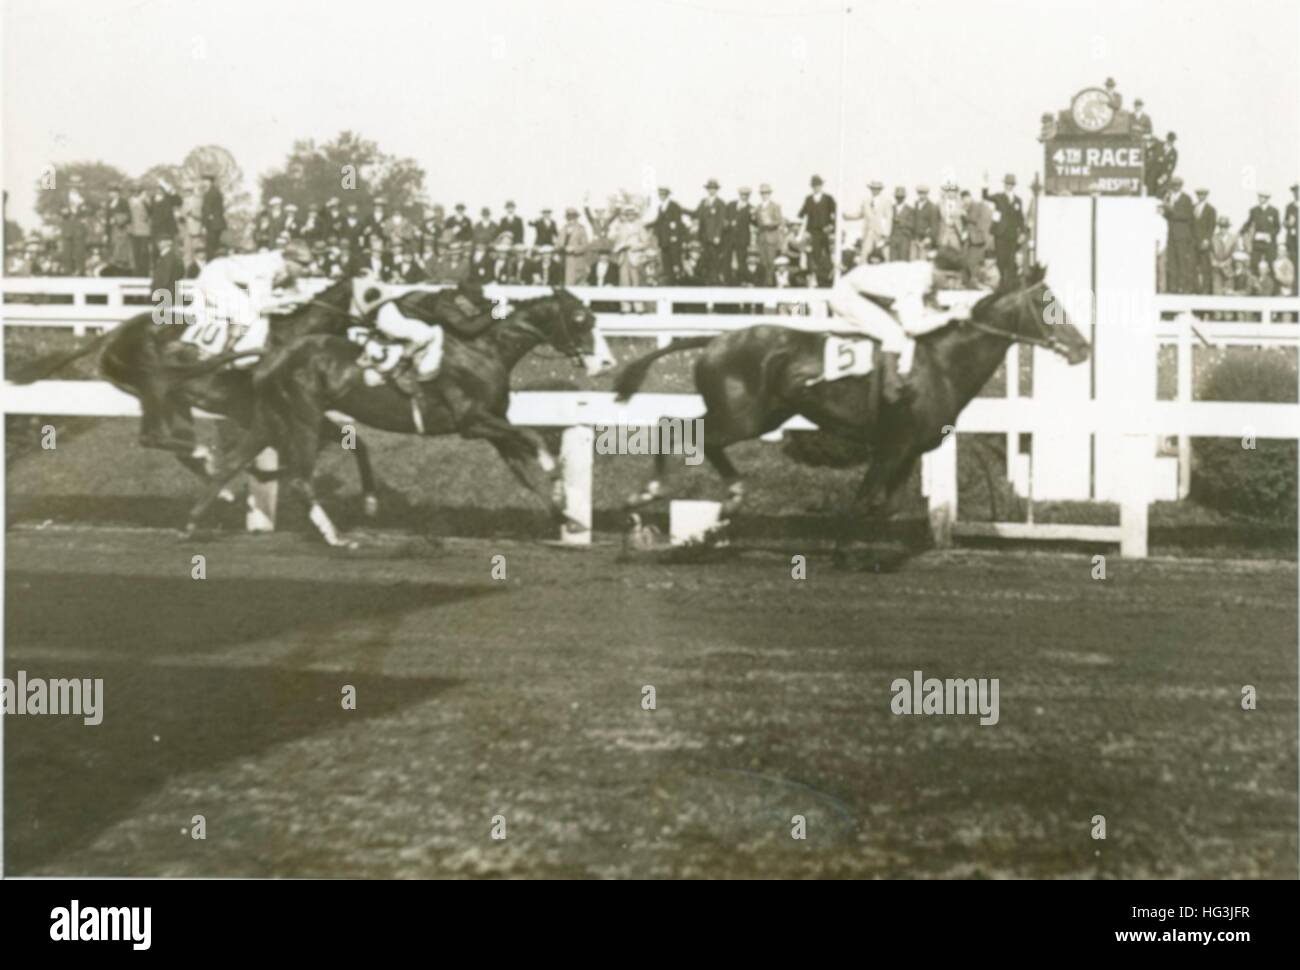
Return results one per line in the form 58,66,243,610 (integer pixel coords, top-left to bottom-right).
1045,136,1144,196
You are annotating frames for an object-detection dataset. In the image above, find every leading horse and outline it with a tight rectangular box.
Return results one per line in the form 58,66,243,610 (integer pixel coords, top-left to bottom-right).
613,266,1090,542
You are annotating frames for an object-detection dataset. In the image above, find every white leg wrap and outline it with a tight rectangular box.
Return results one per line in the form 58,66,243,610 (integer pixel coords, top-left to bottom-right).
309,503,340,545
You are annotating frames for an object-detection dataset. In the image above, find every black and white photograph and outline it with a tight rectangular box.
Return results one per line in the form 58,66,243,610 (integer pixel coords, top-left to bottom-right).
1,0,1298,916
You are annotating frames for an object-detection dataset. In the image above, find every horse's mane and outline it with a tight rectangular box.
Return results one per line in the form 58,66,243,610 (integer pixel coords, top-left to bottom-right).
966,263,1047,323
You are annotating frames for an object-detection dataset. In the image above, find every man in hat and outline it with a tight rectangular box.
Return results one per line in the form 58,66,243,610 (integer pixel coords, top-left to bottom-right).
531,208,559,247
561,208,590,286
446,203,472,243
321,197,341,241
149,236,186,313
1192,188,1218,294
909,185,940,261
695,179,728,285
1241,191,1281,265
341,202,365,251
648,187,686,284
844,180,891,266
936,181,964,253
1210,214,1241,295
499,202,525,248
798,175,836,286
1162,177,1195,293
1103,76,1122,110
960,189,994,288
128,184,152,273
588,247,618,287
982,173,1025,286
59,202,89,275
724,186,756,284
149,178,182,256
470,207,496,248
200,174,225,258
1285,184,1298,295
1131,98,1153,141
282,201,305,239
183,238,314,365
888,187,913,262
103,183,133,270
365,201,391,253
1153,132,1178,196
754,184,785,285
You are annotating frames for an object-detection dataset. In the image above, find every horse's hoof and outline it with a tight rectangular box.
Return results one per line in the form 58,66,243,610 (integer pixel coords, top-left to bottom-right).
362,494,379,518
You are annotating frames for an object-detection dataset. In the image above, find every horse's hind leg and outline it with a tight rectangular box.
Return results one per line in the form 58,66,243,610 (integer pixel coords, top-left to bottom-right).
318,416,380,517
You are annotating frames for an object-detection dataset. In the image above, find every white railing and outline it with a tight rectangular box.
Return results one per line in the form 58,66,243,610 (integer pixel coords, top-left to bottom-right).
4,277,1298,556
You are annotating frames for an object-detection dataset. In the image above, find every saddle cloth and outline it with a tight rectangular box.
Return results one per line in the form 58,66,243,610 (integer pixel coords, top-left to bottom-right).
822,335,876,383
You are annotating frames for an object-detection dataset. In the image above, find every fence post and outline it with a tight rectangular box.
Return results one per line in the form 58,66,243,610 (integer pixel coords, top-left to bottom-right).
1118,433,1151,558
922,432,958,548
559,425,593,544
246,448,278,532
1176,316,1193,499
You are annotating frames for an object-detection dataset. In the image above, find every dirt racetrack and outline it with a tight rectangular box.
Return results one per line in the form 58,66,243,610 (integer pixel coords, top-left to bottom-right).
5,526,1297,878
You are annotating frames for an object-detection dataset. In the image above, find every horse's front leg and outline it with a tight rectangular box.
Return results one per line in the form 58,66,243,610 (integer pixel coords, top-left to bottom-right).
458,411,574,530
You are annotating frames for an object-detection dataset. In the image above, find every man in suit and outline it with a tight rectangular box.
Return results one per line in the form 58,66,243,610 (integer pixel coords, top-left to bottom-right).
724,186,756,284
1241,191,1281,264
1210,215,1241,295
499,202,525,247
754,184,785,285
1191,188,1218,294
1131,98,1153,142
365,201,391,253
560,208,590,286
1154,132,1178,197
149,236,186,313
531,208,559,247
588,250,618,287
341,203,366,251
843,179,889,266
200,174,226,257
1162,177,1196,293
127,185,153,273
797,175,836,286
149,179,182,257
888,187,913,262
960,190,993,288
649,187,686,284
281,202,305,239
909,185,940,261
983,174,1026,286
695,179,728,285
488,239,514,283
1286,184,1299,296
443,203,472,243
321,197,341,241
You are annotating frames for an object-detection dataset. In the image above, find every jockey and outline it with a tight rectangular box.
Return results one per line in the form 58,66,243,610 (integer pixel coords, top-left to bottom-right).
184,239,313,364
351,279,493,387
827,253,961,400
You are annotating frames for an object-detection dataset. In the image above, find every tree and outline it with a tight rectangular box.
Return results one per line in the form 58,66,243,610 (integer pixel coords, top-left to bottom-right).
34,161,130,227
258,131,427,218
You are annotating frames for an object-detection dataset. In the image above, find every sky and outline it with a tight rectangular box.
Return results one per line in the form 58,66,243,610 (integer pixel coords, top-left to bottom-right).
3,0,1298,228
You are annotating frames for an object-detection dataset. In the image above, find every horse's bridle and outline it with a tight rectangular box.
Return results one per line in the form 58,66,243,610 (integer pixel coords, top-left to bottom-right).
510,294,590,364
961,285,1076,357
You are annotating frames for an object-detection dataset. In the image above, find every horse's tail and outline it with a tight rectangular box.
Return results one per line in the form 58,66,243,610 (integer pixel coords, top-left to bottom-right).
159,350,264,382
7,325,122,385
613,336,714,402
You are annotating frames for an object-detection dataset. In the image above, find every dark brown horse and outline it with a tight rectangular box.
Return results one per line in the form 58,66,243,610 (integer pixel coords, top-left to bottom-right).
612,266,1090,537
8,278,388,507
182,288,599,546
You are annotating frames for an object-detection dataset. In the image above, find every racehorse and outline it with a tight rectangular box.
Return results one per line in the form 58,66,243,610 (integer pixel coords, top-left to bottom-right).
182,288,599,546
612,265,1090,544
8,278,385,510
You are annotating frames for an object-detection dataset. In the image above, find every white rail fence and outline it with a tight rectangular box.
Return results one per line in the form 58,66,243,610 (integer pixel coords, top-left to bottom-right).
3,277,1298,556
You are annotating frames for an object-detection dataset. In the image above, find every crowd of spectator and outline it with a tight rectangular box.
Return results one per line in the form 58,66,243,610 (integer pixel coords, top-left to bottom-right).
1158,180,1297,297
5,156,1296,300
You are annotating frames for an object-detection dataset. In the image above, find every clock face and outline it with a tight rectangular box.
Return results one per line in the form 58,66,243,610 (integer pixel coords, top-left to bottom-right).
1071,88,1116,132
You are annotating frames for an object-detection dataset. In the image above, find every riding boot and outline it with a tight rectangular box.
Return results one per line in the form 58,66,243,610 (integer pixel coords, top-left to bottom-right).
879,351,904,404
